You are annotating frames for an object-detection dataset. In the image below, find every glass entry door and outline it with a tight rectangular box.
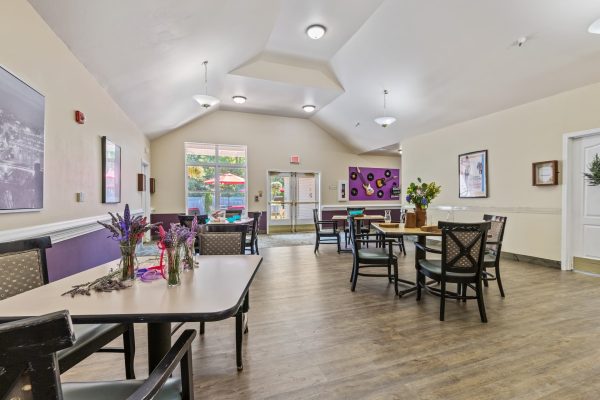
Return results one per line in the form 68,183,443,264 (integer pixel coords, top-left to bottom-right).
268,171,319,232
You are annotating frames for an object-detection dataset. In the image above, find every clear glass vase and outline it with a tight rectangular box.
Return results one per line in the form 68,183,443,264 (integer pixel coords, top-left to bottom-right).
119,243,137,281
165,245,181,287
384,209,392,223
183,242,197,271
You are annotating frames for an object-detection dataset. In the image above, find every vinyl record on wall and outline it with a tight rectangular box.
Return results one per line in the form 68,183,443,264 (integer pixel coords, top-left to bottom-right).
351,188,358,196
350,171,358,180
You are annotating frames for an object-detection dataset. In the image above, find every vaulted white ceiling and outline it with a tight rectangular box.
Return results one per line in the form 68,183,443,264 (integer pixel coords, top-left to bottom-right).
28,0,600,153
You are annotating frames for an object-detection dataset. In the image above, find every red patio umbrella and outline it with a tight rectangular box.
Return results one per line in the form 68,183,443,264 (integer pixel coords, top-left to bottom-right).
205,173,245,185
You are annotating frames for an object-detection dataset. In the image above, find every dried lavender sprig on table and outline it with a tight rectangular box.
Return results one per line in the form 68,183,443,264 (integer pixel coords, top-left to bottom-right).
61,269,131,297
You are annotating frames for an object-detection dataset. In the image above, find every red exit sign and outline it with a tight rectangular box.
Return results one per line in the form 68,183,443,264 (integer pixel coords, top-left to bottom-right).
290,155,300,164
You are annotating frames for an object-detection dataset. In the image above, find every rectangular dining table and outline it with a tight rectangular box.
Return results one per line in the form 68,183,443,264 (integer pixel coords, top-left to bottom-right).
371,223,442,296
0,254,262,371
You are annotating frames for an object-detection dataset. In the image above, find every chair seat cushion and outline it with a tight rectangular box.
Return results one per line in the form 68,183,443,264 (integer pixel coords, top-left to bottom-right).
62,377,181,400
418,259,476,278
358,248,394,261
57,323,124,362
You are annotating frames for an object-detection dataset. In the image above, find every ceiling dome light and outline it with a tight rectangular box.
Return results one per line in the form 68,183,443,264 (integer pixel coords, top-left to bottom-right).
232,96,247,104
374,90,396,128
589,18,600,34
193,61,220,109
302,105,316,113
306,24,326,40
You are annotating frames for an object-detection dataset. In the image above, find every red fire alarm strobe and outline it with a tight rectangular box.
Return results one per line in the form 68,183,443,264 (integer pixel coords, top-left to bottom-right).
290,155,300,164
75,110,85,124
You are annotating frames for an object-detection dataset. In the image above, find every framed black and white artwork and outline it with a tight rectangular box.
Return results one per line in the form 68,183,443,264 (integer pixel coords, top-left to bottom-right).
0,66,45,212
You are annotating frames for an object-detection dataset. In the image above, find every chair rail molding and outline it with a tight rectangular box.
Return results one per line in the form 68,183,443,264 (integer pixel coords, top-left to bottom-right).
0,209,143,244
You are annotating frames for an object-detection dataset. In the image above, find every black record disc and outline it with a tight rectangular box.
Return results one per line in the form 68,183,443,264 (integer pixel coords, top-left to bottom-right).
350,171,358,180
377,190,384,198
367,173,374,181
384,169,392,178
351,188,358,196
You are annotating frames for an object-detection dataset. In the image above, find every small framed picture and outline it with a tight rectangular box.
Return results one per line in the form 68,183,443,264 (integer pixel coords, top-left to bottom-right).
459,150,488,198
101,136,121,203
338,179,348,202
532,160,558,186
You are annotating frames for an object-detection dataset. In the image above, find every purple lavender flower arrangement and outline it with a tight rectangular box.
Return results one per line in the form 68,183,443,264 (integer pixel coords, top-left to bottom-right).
98,204,160,247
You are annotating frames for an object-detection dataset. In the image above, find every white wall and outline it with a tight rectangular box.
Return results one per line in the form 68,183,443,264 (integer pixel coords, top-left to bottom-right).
0,0,149,231
402,81,600,261
151,110,400,213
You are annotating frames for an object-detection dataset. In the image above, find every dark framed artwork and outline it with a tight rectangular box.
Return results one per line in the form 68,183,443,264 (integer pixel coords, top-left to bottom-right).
532,160,558,186
101,136,121,203
0,66,45,212
459,150,488,198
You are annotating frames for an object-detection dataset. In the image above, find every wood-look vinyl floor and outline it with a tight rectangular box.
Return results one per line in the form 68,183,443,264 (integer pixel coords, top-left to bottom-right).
63,243,600,399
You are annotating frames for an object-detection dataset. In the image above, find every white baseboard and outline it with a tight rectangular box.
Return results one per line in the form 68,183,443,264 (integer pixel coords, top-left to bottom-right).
0,209,143,244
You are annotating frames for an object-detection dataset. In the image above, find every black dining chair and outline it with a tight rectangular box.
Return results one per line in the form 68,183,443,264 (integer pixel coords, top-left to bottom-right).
312,209,341,253
482,214,508,297
0,237,136,377
245,211,261,255
348,216,398,294
0,310,196,400
196,224,249,339
415,221,491,322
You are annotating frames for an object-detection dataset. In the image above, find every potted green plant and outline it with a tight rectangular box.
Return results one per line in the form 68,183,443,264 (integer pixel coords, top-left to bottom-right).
405,178,442,228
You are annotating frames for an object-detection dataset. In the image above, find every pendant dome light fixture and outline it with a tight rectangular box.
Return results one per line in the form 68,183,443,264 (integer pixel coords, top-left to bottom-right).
193,61,220,109
374,89,396,128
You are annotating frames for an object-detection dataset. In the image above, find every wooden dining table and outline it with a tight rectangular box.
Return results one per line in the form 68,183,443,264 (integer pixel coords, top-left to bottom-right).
332,214,385,252
371,223,442,296
0,255,262,371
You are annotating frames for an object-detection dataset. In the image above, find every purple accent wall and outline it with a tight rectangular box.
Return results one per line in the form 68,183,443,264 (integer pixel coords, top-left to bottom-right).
46,229,120,282
349,167,400,201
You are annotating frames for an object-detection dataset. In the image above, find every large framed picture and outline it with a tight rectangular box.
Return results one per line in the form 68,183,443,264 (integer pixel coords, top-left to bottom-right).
0,66,45,212
459,150,488,198
101,136,121,203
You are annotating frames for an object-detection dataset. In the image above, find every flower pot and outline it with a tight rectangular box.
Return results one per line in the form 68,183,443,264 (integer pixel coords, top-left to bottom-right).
119,244,137,281
415,208,427,228
183,242,197,270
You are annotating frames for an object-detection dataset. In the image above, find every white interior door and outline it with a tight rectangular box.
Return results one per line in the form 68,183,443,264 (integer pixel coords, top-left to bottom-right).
571,135,600,261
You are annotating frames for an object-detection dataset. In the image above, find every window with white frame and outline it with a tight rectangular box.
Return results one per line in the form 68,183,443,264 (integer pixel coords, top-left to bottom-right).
184,143,247,215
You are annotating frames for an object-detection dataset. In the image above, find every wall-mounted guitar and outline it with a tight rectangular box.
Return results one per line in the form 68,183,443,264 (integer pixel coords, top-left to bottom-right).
355,167,375,196
375,175,398,188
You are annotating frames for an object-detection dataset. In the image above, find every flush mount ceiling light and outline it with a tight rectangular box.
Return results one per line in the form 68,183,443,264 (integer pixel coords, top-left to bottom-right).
302,105,316,113
306,24,326,40
589,18,600,34
232,96,247,104
193,61,220,109
374,90,396,128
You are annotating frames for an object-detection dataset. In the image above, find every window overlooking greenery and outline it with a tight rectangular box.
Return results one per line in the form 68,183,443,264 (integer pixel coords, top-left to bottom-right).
185,143,247,215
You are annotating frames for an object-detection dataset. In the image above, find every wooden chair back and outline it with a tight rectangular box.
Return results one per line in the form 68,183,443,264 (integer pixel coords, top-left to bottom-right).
0,237,52,300
439,221,490,277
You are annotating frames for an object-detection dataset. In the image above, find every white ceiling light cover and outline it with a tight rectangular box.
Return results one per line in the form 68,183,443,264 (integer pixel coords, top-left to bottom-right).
374,116,396,128
306,24,326,40
232,96,247,104
193,95,220,108
589,18,600,34
303,105,316,112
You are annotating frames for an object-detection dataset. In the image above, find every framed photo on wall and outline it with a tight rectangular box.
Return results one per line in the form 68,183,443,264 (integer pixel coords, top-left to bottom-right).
102,136,121,203
337,179,348,201
0,66,45,212
532,160,558,186
459,150,488,198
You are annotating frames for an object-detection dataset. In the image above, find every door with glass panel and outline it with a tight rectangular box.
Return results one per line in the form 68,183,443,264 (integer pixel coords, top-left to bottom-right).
268,171,319,233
